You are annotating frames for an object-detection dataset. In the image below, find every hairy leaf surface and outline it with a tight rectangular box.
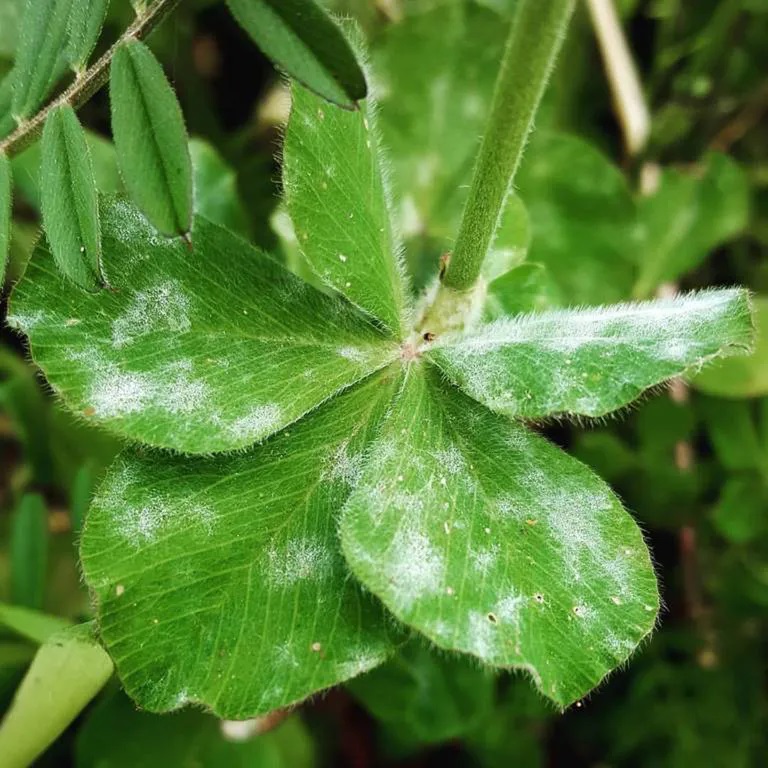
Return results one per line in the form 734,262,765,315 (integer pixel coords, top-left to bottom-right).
66,0,110,72
227,0,366,108
40,105,102,289
9,199,397,453
283,84,409,337
11,0,71,120
341,366,658,707
429,290,752,420
110,41,192,236
80,372,402,718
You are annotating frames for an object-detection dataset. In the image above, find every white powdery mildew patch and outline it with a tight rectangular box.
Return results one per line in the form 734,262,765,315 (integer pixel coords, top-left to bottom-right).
264,537,334,587
602,553,634,597
324,440,365,488
467,610,497,659
108,198,165,250
385,527,445,609
496,591,526,627
163,364,210,414
112,280,191,348
97,461,138,509
494,493,527,521
115,496,217,546
539,483,616,576
226,404,282,441
433,445,467,475
336,346,368,364
473,544,499,575
90,369,153,417
603,632,637,659
6,310,45,332
336,649,386,681
116,497,170,543
87,360,209,419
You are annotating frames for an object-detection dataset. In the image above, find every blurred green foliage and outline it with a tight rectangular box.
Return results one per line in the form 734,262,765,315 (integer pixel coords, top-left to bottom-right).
1,0,767,765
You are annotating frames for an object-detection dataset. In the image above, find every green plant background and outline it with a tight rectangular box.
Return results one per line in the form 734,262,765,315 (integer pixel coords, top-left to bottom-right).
1,0,767,765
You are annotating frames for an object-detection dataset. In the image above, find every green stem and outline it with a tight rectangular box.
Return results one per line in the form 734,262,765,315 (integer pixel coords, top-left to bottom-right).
0,0,183,158
442,0,575,292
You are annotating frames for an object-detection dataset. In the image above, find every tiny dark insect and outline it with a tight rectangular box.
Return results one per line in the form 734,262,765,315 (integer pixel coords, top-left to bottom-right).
423,331,435,342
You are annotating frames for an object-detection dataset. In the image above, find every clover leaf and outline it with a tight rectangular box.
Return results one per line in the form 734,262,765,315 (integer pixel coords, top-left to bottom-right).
8,43,752,719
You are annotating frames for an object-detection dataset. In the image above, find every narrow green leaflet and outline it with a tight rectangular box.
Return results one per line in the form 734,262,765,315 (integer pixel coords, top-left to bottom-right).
226,0,367,108
341,366,658,708
77,693,315,768
0,73,15,139
694,296,768,398
634,153,749,299
66,0,111,72
12,127,122,210
11,0,71,120
41,105,103,290
80,371,401,718
110,41,192,236
10,494,48,610
0,0,23,60
0,623,113,768
283,83,409,337
8,198,397,453
0,151,9,286
428,290,752,420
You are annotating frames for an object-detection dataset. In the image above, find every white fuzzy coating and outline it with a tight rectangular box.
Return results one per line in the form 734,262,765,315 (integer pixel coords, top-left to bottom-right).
385,527,445,609
112,280,191,348
263,537,334,586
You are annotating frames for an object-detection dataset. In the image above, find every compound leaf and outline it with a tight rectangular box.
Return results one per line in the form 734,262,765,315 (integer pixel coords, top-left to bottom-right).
428,289,752,420
226,0,366,108
80,371,402,718
110,41,192,236
40,105,103,290
9,198,397,453
11,0,71,120
0,623,113,768
283,83,409,337
341,366,658,708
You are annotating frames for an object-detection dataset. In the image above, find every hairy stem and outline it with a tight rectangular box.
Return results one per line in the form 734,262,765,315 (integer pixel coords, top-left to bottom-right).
0,0,183,157
441,0,574,292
